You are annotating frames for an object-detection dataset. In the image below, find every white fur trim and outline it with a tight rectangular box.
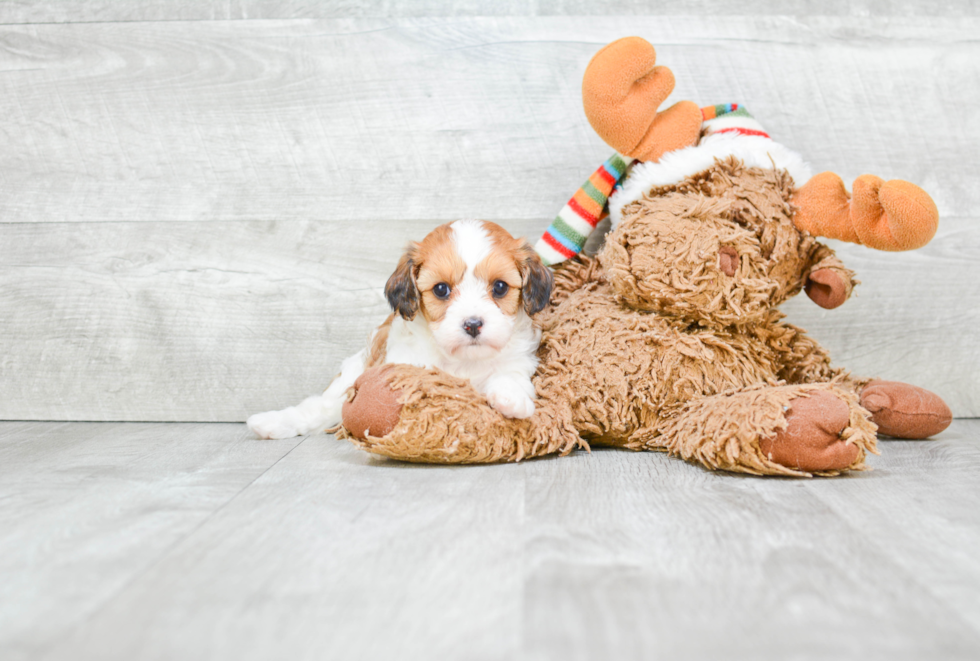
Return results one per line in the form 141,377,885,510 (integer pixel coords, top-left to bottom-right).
608,133,812,227
702,115,768,135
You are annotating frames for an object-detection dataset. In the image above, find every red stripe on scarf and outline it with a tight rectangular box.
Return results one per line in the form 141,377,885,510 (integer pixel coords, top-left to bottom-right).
567,197,600,227
714,127,770,139
542,231,577,258
594,166,616,188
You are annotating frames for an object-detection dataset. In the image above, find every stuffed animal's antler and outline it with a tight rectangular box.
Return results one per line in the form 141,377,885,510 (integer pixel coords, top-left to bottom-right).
793,172,939,251
582,37,702,162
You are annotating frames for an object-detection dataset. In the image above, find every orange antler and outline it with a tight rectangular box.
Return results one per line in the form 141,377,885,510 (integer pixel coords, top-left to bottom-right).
582,37,702,162
793,172,939,251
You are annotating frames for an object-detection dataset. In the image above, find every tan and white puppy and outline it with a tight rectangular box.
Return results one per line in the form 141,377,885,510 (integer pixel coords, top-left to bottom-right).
247,219,553,440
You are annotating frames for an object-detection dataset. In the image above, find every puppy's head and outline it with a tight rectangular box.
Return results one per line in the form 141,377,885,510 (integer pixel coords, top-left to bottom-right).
384,219,553,359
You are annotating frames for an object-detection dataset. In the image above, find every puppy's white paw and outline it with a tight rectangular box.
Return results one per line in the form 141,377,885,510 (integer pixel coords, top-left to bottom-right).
486,389,536,419
247,410,301,439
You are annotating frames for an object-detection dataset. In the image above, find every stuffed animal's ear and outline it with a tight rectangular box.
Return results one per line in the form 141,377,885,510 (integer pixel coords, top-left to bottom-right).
385,243,421,320
519,243,553,316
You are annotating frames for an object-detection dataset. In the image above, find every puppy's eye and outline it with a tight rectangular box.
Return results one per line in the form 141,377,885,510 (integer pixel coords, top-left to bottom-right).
492,280,510,298
432,282,451,299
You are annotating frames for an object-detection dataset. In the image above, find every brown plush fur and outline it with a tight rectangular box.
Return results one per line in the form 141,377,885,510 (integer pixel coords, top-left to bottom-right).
339,157,900,476
336,364,584,463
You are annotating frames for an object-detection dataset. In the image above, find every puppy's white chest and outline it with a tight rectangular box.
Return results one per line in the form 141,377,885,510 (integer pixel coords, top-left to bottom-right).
384,316,494,383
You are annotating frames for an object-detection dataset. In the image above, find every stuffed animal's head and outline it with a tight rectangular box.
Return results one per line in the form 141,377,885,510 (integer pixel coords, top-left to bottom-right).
581,36,938,328
597,159,843,327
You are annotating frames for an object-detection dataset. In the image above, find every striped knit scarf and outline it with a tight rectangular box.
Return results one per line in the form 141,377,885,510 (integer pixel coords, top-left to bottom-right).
534,104,763,266
534,152,635,266
701,103,769,139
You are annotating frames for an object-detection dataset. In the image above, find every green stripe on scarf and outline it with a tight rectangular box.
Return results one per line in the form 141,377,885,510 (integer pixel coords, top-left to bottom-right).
551,215,588,247
580,180,607,207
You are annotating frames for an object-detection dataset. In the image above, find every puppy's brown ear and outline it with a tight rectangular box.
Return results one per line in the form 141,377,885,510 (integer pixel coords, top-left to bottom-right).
385,243,421,320
519,243,553,316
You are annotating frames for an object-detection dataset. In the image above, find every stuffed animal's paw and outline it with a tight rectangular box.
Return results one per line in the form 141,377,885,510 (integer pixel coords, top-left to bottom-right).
860,380,952,439
341,366,403,440
759,391,860,473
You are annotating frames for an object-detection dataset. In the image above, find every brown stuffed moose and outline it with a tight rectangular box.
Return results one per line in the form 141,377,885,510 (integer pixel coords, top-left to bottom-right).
336,36,952,476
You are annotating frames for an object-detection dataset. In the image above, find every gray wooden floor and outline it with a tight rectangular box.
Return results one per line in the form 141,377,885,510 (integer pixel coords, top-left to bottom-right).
2,420,979,660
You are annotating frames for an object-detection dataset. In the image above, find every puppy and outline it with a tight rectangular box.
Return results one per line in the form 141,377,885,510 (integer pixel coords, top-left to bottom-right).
247,219,553,440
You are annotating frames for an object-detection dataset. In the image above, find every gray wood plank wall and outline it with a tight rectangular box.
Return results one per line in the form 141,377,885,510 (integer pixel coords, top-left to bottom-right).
1,9,978,421
2,2,977,24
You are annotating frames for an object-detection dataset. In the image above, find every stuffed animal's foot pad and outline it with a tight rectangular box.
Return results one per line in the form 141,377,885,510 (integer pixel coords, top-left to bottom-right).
759,392,860,473
342,367,403,440
860,380,952,439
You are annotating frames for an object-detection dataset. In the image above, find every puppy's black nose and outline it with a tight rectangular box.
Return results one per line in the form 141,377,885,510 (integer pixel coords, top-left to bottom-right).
463,318,483,338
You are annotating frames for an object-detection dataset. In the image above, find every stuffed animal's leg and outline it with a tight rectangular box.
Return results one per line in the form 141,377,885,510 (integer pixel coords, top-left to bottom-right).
768,320,838,385
247,350,366,439
338,365,584,463
765,314,953,438
657,383,878,477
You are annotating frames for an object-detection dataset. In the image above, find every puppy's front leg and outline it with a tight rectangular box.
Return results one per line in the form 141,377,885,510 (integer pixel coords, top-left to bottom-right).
247,350,365,439
483,373,536,419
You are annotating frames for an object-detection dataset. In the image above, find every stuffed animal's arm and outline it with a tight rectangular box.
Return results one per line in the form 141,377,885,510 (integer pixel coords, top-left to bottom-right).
337,365,584,463
764,242,859,384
